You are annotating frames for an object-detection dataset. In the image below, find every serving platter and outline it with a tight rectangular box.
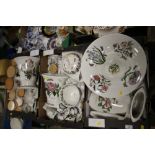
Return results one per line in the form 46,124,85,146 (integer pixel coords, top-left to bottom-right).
81,33,147,98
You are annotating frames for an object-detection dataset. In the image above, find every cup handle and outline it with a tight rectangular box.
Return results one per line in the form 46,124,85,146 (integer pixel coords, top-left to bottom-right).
90,111,126,120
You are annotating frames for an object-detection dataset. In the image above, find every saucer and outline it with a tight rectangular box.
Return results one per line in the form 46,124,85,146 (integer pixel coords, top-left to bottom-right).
60,84,81,107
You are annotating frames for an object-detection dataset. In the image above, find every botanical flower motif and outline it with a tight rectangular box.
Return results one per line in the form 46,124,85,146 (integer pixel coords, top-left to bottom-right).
93,75,100,81
25,59,34,70
113,41,133,60
46,82,61,97
21,59,37,80
86,46,107,65
90,74,111,93
98,97,118,112
121,65,141,87
98,97,112,112
109,64,120,74
100,85,108,92
128,71,141,85
47,82,56,92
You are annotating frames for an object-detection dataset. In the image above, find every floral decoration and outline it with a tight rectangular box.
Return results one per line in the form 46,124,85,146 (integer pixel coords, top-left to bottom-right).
46,82,61,97
113,41,133,60
121,65,141,87
86,46,107,66
90,74,111,93
109,64,120,74
97,97,118,112
21,59,36,80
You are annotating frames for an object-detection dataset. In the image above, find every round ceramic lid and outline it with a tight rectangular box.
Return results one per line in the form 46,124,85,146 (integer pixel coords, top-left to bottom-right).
81,33,147,98
8,101,15,111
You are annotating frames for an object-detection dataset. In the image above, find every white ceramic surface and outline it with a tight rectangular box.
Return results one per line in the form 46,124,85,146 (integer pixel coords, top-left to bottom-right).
90,111,126,120
89,92,131,114
22,87,38,106
15,97,23,107
62,52,82,81
15,56,39,86
130,87,146,122
60,84,81,107
42,73,68,107
81,33,147,98
10,118,23,129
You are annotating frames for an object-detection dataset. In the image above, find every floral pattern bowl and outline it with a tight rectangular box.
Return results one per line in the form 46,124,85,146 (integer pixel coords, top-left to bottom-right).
14,56,39,86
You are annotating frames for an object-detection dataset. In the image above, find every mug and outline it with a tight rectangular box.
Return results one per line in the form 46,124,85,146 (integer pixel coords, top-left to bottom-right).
14,56,39,86
42,73,68,108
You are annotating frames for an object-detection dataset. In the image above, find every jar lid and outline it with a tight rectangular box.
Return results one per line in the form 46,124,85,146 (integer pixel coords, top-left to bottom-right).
5,78,14,90
17,88,25,97
7,66,16,78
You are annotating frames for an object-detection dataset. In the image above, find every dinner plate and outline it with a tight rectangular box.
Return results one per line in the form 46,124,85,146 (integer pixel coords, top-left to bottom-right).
81,33,147,98
62,52,81,74
89,92,130,114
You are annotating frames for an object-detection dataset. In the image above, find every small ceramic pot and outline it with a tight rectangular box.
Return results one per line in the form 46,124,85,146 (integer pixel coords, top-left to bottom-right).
14,56,39,86
42,73,68,107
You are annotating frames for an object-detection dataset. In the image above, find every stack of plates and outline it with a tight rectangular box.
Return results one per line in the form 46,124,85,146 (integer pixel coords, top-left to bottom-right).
81,33,147,122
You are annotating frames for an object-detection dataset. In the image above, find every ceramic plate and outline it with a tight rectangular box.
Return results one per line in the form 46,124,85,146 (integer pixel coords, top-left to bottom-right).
62,52,82,81
89,93,130,114
62,52,81,74
81,33,147,98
